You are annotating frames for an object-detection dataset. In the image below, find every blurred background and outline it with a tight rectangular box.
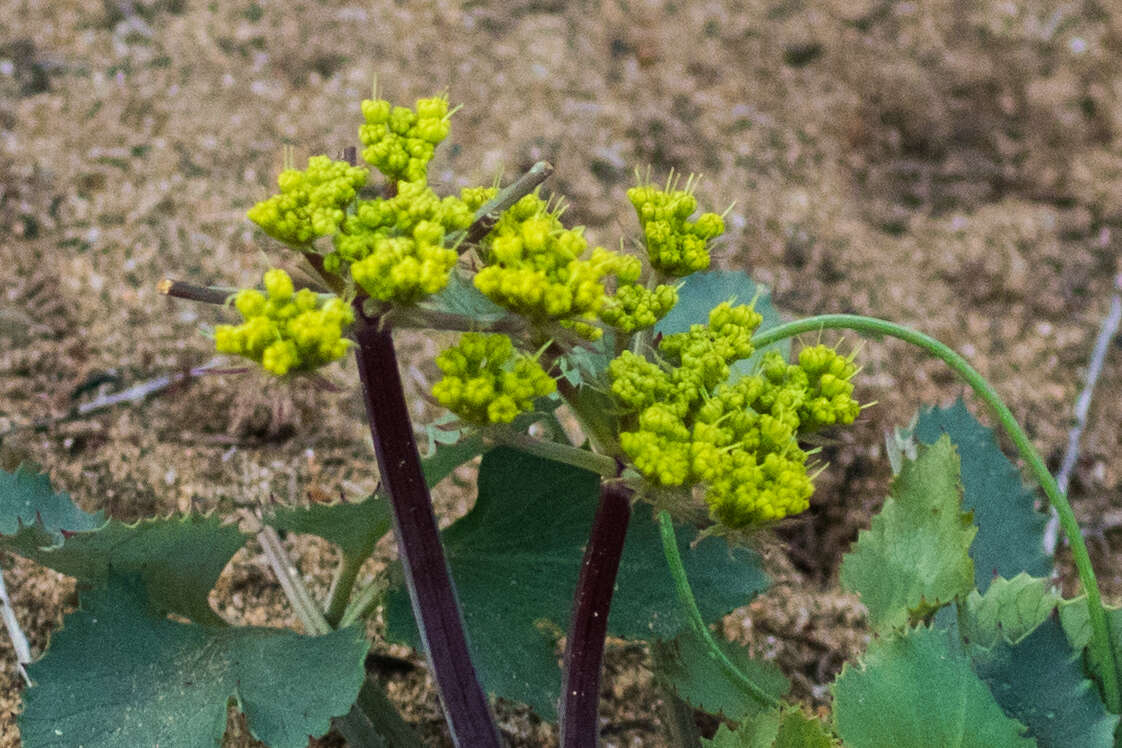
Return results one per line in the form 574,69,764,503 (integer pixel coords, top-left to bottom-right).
2,0,1122,744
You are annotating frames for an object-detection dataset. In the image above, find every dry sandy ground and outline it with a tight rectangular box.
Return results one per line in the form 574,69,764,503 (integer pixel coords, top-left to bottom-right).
3,0,1122,744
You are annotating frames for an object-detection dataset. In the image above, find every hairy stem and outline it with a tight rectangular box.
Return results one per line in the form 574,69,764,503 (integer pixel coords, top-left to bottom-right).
352,310,501,747
658,510,780,711
751,313,1122,712
560,481,632,748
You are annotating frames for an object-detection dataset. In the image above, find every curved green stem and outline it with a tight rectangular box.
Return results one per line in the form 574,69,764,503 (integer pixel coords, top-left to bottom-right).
751,314,1121,712
658,510,781,711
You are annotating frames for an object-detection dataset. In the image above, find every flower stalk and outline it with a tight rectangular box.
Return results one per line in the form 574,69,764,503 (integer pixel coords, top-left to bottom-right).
560,480,633,748
658,510,781,711
351,308,501,747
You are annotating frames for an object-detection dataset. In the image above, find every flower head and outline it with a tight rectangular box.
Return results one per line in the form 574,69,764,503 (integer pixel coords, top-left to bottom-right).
432,333,557,424
215,269,354,376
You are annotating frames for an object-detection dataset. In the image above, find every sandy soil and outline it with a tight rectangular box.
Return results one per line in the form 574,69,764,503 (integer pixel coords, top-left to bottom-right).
3,1,1122,745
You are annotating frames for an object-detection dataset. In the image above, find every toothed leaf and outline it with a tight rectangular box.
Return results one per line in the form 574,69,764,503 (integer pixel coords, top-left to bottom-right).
832,625,1033,747
960,573,1059,648
969,616,1117,747
0,463,103,550
913,399,1050,590
840,435,976,632
655,630,789,721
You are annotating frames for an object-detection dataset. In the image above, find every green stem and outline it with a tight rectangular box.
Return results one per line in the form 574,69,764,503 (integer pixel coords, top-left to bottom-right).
340,578,386,629
750,313,1122,712
256,524,332,636
324,550,370,629
657,510,780,711
485,425,618,476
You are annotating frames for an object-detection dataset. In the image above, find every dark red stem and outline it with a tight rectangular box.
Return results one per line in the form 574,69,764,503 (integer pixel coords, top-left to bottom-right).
352,311,500,748
560,481,632,747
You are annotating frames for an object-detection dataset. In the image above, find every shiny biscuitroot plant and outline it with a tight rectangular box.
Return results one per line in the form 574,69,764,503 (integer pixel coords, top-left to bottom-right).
4,89,1120,748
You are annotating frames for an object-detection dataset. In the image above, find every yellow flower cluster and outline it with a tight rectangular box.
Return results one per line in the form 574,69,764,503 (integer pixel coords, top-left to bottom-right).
432,333,557,424
609,303,861,527
627,178,724,277
360,96,451,183
247,156,368,246
599,283,679,333
214,269,353,376
329,181,474,303
473,194,640,338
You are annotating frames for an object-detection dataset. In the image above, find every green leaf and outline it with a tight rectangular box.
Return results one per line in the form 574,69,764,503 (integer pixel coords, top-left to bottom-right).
0,466,243,625
267,496,392,559
702,708,836,748
10,513,244,626
913,399,1050,590
0,463,103,549
421,268,509,323
768,708,837,747
610,517,769,641
1057,596,1122,703
706,720,779,748
960,573,1059,648
384,447,769,719
423,431,487,487
655,630,789,721
839,435,976,632
969,617,1118,747
656,269,788,378
386,446,600,718
21,576,368,748
1058,597,1122,652
831,625,1034,748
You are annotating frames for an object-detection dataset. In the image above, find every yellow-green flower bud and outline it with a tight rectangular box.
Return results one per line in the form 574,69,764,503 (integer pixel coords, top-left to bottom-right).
214,269,354,376
432,332,556,424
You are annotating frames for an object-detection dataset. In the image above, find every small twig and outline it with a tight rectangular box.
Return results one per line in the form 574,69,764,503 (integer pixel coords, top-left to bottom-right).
243,511,331,636
0,360,236,439
462,161,554,246
1043,272,1122,559
0,568,32,686
157,278,234,306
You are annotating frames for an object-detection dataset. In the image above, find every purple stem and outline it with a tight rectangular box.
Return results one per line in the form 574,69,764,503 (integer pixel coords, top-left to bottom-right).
352,310,501,748
560,481,632,747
